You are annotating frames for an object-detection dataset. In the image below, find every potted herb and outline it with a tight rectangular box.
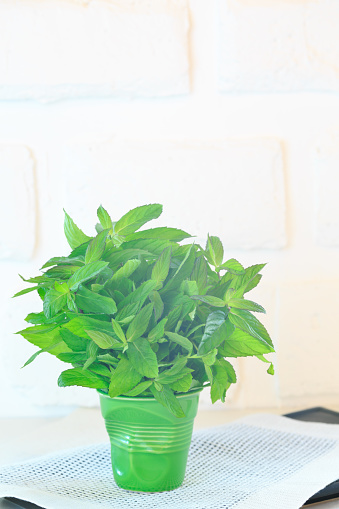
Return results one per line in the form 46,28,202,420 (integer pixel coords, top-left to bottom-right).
15,203,274,492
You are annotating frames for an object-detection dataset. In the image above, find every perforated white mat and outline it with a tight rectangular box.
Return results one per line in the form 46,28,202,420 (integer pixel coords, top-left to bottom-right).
1,414,339,509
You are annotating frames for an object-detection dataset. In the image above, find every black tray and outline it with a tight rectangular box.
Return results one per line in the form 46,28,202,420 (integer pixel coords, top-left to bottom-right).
4,407,339,508
285,407,339,505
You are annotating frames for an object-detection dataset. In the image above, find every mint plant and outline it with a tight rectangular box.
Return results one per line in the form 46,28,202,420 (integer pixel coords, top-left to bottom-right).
15,204,274,418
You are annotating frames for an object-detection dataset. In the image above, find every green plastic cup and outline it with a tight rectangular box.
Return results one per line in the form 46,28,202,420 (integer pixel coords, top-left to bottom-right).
99,389,201,492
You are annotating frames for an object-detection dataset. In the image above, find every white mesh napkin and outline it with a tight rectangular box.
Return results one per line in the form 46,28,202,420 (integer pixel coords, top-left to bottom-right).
1,413,339,509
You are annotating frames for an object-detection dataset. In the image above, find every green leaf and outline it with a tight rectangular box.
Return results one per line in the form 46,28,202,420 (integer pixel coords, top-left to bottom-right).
114,204,163,236
219,258,245,275
85,330,117,349
13,286,40,298
17,325,71,358
67,293,78,312
117,280,157,311
44,265,79,279
128,337,159,378
228,298,266,313
85,229,108,264
64,210,91,250
22,342,63,368
124,380,153,397
192,255,208,295
108,357,142,397
231,264,266,298
75,285,117,315
104,247,153,267
198,311,228,356
126,303,154,342
41,255,85,269
59,329,89,352
211,358,235,404
58,352,88,364
157,366,192,386
151,246,172,288
97,205,113,230
58,367,108,390
125,227,191,242
111,259,141,282
229,309,273,347
111,318,126,343
202,348,217,366
162,245,195,294
165,331,193,355
206,235,224,267
150,384,185,418
191,295,226,308
68,261,109,291
83,341,99,369
148,318,167,343
169,372,192,392
219,328,274,357
267,362,275,375
63,316,115,340
149,291,164,321
43,289,68,319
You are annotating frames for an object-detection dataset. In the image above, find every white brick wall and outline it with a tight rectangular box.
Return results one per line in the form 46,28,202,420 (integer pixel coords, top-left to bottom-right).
218,0,339,93
0,145,36,260
1,0,339,416
314,131,339,247
0,0,189,101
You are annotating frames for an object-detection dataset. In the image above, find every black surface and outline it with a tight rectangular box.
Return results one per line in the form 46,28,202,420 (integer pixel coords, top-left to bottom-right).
285,407,339,505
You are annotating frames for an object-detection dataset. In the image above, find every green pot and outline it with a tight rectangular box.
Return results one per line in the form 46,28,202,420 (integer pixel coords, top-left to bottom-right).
98,389,201,492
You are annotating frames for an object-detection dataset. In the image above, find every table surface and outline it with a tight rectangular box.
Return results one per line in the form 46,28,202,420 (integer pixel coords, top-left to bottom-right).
1,405,339,508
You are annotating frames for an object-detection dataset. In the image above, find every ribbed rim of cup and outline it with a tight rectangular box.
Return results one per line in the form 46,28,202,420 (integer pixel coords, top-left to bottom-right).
97,387,203,401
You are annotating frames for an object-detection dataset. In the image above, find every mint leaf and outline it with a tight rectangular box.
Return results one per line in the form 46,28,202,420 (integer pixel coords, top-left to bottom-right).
64,210,91,250
228,298,266,313
162,245,195,293
165,331,193,355
128,337,158,378
85,229,108,264
148,317,167,343
149,291,164,321
191,295,226,308
219,328,274,357
150,384,185,418
169,371,192,392
211,358,235,404
97,205,113,230
111,319,126,343
151,246,172,289
85,330,118,349
13,286,40,298
229,309,273,346
58,367,108,390
198,311,227,356
126,303,153,342
267,362,274,375
43,289,68,319
59,329,89,352
125,227,191,242
109,357,142,397
219,258,245,275
114,204,163,236
75,285,117,315
124,380,152,396
63,316,115,339
206,235,224,267
192,255,208,295
111,259,141,282
68,261,109,291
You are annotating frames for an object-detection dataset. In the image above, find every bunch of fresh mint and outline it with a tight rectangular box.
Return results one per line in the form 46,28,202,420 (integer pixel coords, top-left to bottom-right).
15,204,274,417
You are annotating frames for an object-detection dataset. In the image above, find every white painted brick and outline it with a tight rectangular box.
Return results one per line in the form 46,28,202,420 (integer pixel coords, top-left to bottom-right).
0,0,189,101
0,145,36,260
314,130,339,247
54,138,286,250
278,282,339,404
218,0,339,93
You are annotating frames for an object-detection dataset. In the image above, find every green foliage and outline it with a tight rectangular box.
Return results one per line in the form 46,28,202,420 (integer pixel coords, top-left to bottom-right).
15,203,274,417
